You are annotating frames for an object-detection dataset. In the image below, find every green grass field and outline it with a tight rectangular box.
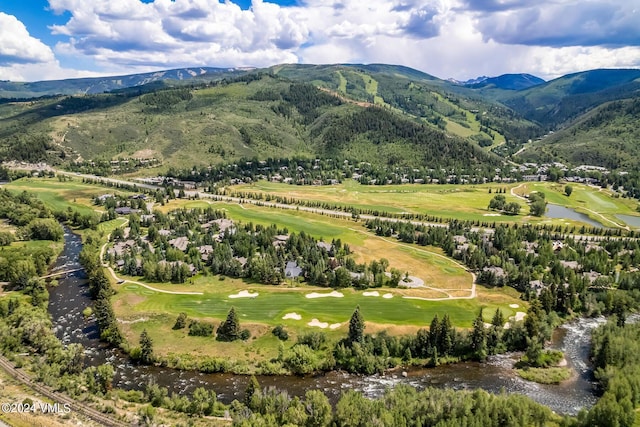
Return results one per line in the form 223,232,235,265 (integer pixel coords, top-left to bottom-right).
3,177,137,216
232,179,524,222
231,179,638,229
114,281,520,329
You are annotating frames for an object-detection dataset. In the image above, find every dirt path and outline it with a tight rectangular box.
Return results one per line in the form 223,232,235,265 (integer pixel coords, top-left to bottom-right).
510,183,528,201
581,207,629,230
509,182,628,230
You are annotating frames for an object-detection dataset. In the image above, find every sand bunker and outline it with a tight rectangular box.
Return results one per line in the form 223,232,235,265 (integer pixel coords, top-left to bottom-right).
512,312,526,322
483,213,501,217
229,290,259,299
509,304,520,308
308,318,329,328
306,291,344,299
329,323,342,330
504,311,527,329
382,293,393,299
282,312,302,320
363,291,380,297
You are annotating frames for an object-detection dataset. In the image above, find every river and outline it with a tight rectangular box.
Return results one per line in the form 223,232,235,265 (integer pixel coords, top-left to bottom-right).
48,228,602,415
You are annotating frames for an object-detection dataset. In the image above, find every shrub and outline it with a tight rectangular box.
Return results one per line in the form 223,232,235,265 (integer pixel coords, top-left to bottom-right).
272,325,289,341
188,320,214,337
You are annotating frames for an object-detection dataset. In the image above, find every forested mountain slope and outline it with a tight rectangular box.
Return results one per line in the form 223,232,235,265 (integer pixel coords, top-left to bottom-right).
0,73,501,172
496,69,640,129
517,96,640,170
3,64,640,172
0,67,245,99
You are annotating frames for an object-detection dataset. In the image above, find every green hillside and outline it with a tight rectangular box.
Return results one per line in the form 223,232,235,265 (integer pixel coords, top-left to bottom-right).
496,69,640,128
517,96,640,169
0,73,501,172
0,67,244,99
4,64,640,172
271,63,540,146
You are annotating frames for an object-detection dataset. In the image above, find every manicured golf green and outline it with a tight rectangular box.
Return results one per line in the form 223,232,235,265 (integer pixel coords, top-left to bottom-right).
515,182,639,228
115,282,520,329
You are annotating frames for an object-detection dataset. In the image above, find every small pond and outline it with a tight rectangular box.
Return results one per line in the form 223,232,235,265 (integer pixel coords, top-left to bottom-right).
616,214,640,229
546,204,604,228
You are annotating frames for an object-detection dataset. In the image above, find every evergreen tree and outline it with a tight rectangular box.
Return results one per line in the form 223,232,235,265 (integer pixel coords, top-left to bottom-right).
347,306,365,345
245,375,261,407
438,314,454,356
173,312,188,330
217,307,241,341
140,329,155,365
491,308,504,327
470,308,487,361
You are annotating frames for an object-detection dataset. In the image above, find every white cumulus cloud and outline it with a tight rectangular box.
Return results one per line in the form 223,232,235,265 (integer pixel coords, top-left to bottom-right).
47,0,309,69
0,13,55,66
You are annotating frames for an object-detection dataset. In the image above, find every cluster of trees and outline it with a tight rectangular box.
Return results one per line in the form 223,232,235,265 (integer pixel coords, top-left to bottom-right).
586,320,640,426
236,381,558,426
487,194,521,215
529,191,548,216
260,305,542,376
172,308,248,342
80,238,124,347
0,191,122,406
140,88,193,111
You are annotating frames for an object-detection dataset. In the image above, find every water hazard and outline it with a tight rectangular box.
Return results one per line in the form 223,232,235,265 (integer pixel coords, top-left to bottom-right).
49,227,601,415
545,204,605,229
616,214,640,229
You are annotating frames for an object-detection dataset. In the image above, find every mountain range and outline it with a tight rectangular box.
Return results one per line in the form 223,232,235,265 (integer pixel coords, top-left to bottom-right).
0,63,639,173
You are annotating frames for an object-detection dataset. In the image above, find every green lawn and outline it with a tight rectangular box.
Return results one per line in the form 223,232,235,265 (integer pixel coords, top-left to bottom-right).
4,177,135,216
230,179,638,229
115,282,519,329
232,179,526,222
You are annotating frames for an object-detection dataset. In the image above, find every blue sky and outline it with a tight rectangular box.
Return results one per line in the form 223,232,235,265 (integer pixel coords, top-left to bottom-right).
1,0,639,82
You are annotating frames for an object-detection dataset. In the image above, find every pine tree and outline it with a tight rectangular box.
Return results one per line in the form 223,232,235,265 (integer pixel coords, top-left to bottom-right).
438,314,453,356
217,307,241,341
429,315,440,350
491,308,504,327
470,308,487,361
173,312,188,330
140,329,155,365
347,306,365,345
245,375,261,407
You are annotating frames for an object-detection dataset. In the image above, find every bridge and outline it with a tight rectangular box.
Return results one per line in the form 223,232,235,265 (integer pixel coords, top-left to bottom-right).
40,268,83,279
